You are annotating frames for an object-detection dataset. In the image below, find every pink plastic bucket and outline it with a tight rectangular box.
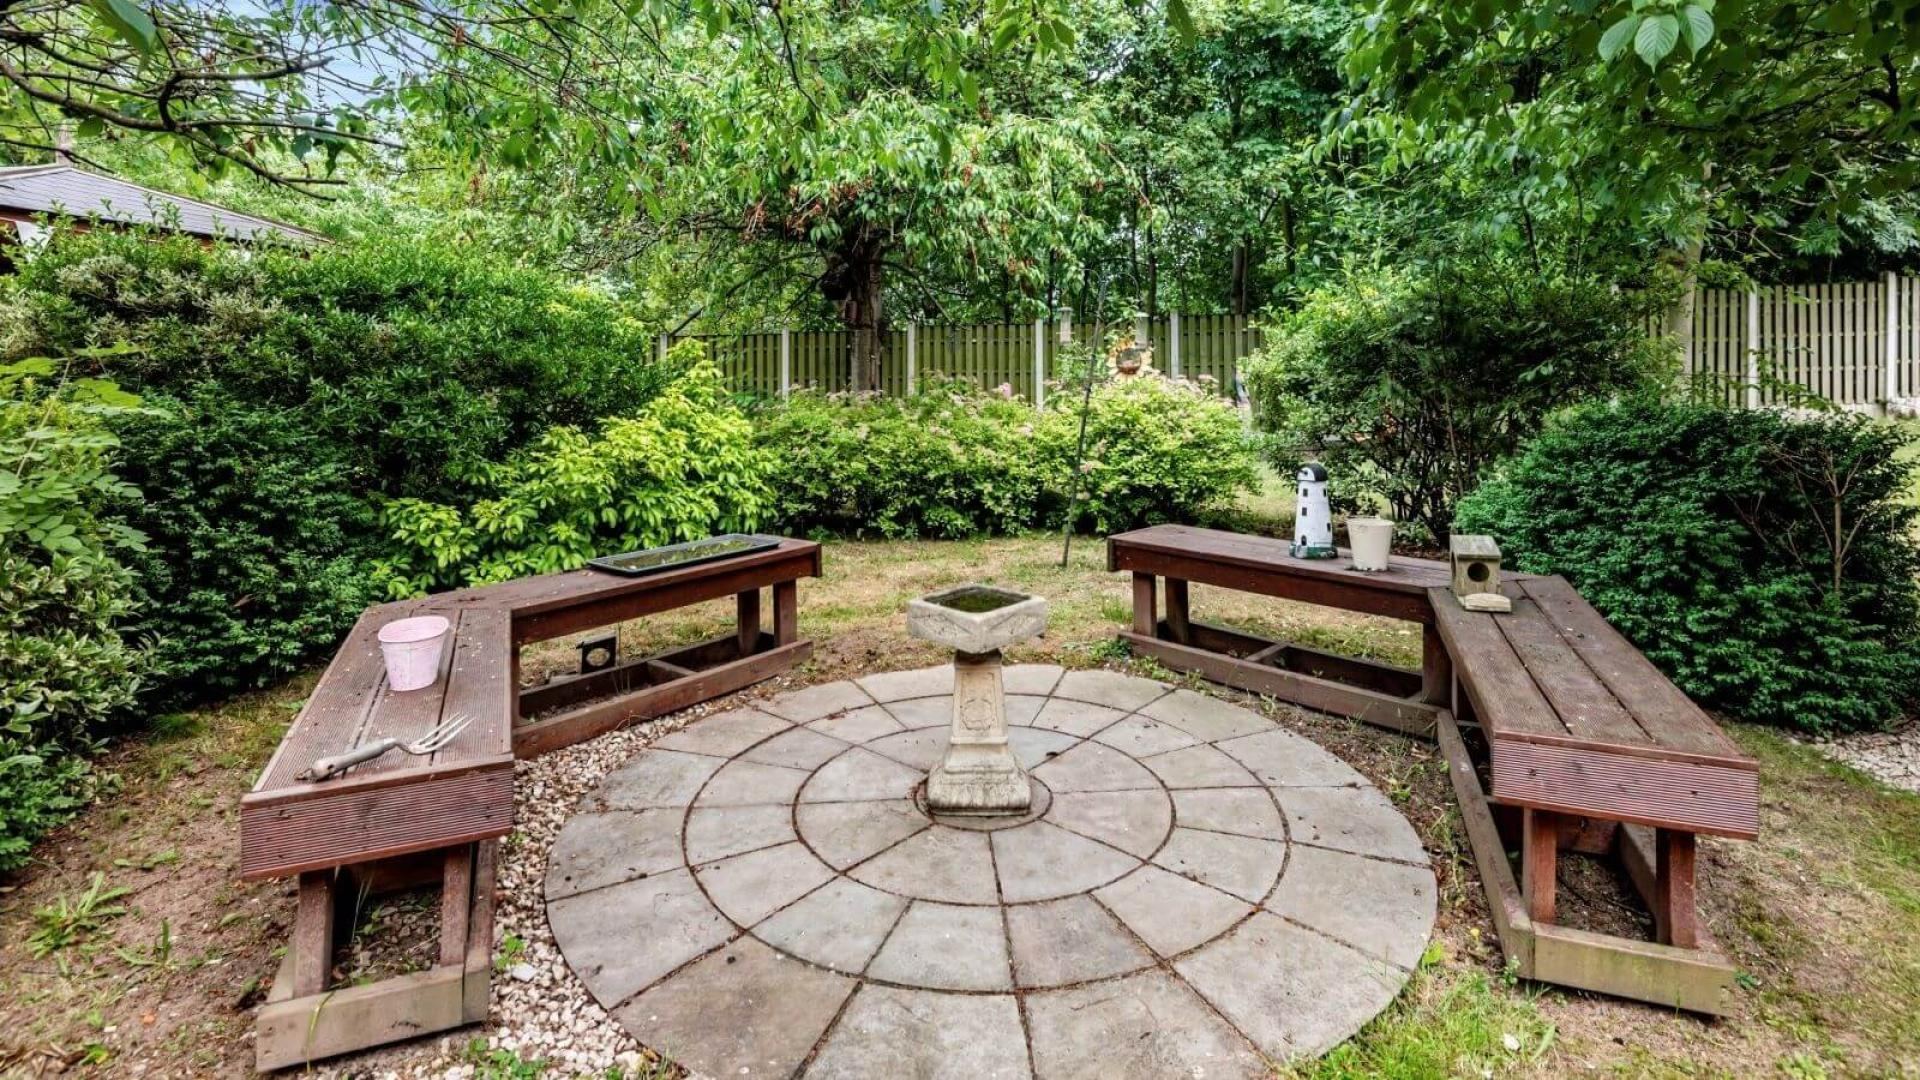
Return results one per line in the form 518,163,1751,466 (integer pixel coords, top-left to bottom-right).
378,615,450,692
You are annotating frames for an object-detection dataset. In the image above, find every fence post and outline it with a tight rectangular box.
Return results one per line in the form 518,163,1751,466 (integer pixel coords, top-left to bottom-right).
1032,317,1046,411
779,327,791,399
1888,271,1901,407
1168,311,1182,379
1134,312,1148,349
906,322,918,394
1744,289,1761,409
657,332,669,363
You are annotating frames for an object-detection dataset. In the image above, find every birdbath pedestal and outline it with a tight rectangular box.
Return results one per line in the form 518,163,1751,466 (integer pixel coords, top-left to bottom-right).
907,585,1048,815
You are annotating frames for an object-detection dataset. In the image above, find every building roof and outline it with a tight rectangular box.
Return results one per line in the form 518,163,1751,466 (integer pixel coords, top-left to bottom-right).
0,163,325,245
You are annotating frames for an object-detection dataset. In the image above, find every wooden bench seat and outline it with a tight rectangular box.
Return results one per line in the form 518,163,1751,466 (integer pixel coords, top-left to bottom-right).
1431,574,1758,992
242,537,821,1070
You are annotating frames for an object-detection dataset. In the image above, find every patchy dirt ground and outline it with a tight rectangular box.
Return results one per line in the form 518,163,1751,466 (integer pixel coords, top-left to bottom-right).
2,536,1917,1078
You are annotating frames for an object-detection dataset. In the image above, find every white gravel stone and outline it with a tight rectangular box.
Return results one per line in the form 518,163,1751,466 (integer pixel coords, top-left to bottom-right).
1809,723,1920,794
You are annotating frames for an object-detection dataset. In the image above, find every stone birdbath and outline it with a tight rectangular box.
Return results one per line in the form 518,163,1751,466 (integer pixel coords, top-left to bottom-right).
907,584,1048,815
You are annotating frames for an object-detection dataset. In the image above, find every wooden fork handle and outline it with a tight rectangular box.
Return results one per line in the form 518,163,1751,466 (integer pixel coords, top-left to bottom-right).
301,738,401,782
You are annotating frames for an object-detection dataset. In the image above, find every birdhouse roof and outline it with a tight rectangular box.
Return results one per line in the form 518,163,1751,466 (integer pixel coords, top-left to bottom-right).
1297,463,1328,482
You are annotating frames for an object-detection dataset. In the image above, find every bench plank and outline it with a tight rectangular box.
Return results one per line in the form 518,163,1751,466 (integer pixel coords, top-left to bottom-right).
1493,593,1650,747
1518,576,1743,761
1428,583,1565,739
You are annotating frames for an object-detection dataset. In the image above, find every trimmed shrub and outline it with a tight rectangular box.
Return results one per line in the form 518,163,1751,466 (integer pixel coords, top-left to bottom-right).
1454,398,1920,734
379,353,772,591
758,374,1256,538
0,357,150,870
1,229,673,702
1246,261,1671,540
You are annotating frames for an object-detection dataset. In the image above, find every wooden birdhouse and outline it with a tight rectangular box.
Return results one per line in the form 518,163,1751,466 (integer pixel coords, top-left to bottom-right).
1449,534,1511,612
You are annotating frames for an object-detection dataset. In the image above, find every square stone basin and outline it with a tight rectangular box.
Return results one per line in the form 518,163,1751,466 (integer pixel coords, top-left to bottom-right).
907,585,1047,655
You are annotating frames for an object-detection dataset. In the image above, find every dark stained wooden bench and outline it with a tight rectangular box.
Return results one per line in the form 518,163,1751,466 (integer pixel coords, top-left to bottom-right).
1109,524,1467,736
242,537,821,1070
1108,524,1758,1015
1430,575,1758,1013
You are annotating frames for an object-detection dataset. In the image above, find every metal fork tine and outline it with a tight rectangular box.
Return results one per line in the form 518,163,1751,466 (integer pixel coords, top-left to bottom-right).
414,713,471,753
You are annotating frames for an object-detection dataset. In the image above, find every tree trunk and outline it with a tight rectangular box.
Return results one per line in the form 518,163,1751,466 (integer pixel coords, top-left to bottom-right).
821,224,889,392
1229,236,1251,316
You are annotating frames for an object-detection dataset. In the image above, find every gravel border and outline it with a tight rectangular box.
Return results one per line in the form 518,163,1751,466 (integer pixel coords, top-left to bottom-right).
1809,724,1920,795
333,697,741,1079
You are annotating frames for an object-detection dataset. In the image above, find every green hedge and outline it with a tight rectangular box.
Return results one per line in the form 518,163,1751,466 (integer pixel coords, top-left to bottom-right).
1455,398,1920,734
757,375,1258,539
1,229,673,702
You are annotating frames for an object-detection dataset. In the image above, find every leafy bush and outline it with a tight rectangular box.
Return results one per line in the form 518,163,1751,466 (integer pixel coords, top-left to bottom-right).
1454,398,1920,734
1246,261,1671,539
758,373,1256,538
380,353,772,591
0,357,151,871
755,380,1047,539
1,228,672,701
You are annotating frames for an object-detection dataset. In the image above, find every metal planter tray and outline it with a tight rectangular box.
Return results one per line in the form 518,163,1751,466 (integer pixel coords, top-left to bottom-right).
587,534,782,577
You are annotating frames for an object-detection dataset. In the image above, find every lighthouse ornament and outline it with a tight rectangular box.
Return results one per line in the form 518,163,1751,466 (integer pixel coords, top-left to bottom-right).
1290,463,1338,560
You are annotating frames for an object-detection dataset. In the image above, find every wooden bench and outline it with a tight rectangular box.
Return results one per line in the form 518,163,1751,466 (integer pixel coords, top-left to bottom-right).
1109,525,1758,1015
1430,575,1758,1014
242,537,821,1070
1108,524,1461,736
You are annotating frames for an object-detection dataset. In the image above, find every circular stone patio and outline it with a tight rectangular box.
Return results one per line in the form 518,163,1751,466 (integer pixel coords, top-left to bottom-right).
545,665,1436,1079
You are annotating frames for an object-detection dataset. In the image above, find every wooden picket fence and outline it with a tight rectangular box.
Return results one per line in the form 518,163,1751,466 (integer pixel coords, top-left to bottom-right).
675,313,1264,405
1660,273,1920,412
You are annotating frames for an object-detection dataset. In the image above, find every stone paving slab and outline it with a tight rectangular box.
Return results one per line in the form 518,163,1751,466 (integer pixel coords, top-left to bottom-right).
1175,911,1409,1059
741,724,854,770
545,809,684,900
1138,688,1274,742
614,936,855,1079
694,841,837,926
1043,789,1173,858
1026,697,1127,737
1279,784,1430,865
651,706,792,757
1053,669,1171,712
807,703,906,743
807,986,1030,1079
1024,970,1268,1080
693,758,811,807
547,868,733,1007
548,667,1432,1077
992,821,1140,903
1266,844,1437,970
1093,864,1253,958
1006,895,1152,988
856,664,953,702
752,877,908,974
684,803,799,865
866,901,1012,991
796,799,929,869
1151,827,1286,903
1171,788,1286,841
849,825,999,904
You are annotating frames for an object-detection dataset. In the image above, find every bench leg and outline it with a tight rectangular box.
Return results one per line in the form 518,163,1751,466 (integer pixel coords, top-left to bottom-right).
1421,624,1451,706
440,844,475,968
1164,578,1192,645
773,580,799,646
1132,573,1158,637
1522,808,1559,925
292,870,336,998
736,588,763,657
1654,829,1700,948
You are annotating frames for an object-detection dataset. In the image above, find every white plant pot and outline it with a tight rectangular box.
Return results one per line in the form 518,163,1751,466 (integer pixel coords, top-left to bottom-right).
378,614,451,692
1348,517,1394,572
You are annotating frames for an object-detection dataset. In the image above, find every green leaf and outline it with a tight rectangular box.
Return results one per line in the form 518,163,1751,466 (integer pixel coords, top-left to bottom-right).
1680,5,1715,54
1598,14,1641,61
1634,13,1679,68
87,0,158,52
1167,0,1196,45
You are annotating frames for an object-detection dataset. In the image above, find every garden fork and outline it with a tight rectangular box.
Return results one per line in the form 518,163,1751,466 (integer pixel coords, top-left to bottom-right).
298,713,473,782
